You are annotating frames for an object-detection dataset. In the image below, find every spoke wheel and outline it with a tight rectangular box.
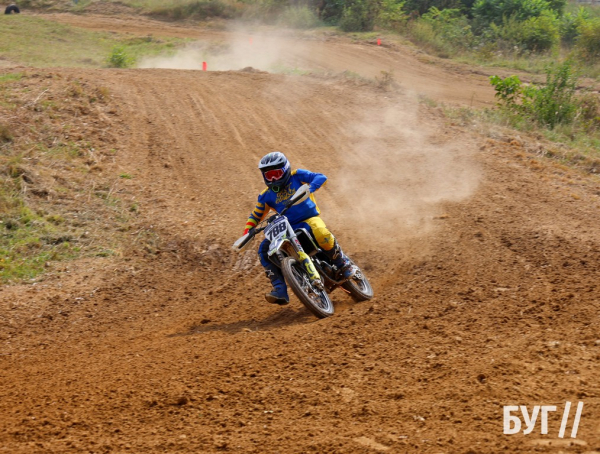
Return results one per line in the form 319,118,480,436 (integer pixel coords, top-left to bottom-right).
282,257,334,319
341,260,374,302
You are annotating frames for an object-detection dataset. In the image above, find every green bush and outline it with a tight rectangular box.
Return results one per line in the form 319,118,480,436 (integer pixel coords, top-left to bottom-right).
560,7,590,45
577,92,600,129
473,0,556,27
525,61,578,127
106,46,134,68
406,7,474,57
340,0,379,31
404,0,474,15
482,10,558,53
575,17,600,63
377,0,406,30
422,8,474,48
519,10,560,51
150,0,236,20
490,74,523,107
490,60,579,129
546,0,567,16
407,20,445,53
319,0,345,24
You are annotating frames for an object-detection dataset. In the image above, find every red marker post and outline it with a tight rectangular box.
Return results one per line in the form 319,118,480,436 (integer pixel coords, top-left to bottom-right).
377,38,381,46
202,61,207,71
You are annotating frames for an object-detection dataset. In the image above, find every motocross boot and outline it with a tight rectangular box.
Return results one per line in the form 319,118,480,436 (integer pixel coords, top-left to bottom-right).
264,265,289,306
324,241,357,280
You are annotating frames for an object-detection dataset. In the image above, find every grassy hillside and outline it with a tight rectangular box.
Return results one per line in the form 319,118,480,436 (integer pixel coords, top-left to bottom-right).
0,15,184,68
0,69,150,282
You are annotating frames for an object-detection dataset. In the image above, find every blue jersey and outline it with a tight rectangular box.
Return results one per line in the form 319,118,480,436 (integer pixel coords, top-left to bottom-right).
245,169,328,229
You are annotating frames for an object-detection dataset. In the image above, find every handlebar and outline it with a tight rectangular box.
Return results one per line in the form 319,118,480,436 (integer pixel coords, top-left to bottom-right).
232,184,311,253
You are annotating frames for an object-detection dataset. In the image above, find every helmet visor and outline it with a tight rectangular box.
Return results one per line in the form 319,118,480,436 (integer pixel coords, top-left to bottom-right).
263,168,285,182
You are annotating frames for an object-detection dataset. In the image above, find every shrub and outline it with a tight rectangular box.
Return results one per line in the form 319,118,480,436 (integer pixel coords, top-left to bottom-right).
408,20,448,55
525,61,578,127
546,0,567,16
575,17,600,63
406,7,474,57
490,74,523,108
377,0,406,30
421,7,474,49
519,10,560,52
106,46,134,68
473,0,556,28
490,60,580,129
319,0,345,24
340,0,379,31
482,11,558,53
404,0,474,15
150,0,236,20
560,13,576,43
577,92,600,129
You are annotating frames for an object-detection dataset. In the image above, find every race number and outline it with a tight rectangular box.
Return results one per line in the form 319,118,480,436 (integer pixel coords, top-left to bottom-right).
264,217,289,243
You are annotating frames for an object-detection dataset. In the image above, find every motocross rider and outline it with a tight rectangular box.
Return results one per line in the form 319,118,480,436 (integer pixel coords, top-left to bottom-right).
244,151,356,306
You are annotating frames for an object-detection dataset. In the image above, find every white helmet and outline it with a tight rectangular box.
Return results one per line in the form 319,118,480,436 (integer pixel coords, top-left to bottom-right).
258,151,291,191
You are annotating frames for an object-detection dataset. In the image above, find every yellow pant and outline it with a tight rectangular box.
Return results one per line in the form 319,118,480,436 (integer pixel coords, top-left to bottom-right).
297,216,335,251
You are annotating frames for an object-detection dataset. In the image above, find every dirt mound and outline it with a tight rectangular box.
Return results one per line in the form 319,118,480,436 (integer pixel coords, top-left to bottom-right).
1,17,600,454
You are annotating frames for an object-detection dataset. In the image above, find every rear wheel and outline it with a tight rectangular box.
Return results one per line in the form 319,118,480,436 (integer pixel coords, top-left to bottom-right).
281,257,334,319
342,260,374,302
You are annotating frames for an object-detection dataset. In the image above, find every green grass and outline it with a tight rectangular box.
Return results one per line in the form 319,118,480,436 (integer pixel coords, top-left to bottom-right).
0,72,143,283
0,16,186,68
0,193,78,283
438,102,600,172
0,73,23,83
0,139,98,283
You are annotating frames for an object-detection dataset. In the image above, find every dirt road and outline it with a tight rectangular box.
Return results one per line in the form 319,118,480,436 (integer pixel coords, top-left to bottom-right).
1,13,600,454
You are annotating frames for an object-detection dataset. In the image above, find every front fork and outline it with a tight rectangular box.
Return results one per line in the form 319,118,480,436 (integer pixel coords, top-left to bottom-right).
280,236,323,289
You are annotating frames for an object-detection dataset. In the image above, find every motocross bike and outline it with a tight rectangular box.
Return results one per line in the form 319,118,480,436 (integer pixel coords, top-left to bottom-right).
233,184,373,319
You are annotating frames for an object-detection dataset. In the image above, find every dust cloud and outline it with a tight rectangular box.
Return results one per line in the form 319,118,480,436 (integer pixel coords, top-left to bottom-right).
138,26,479,249
332,98,479,246
137,26,304,71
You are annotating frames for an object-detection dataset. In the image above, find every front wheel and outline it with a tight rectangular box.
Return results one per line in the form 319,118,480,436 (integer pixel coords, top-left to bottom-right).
342,259,374,302
281,257,334,319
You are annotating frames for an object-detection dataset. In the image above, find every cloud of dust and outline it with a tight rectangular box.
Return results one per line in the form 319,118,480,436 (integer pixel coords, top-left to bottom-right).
137,26,305,71
137,25,479,253
333,97,479,248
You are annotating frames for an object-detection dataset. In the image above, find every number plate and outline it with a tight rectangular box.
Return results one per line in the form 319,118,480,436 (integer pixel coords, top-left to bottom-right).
264,216,289,243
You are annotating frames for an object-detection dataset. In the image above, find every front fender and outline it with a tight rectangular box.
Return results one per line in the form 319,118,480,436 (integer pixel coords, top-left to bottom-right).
268,237,286,256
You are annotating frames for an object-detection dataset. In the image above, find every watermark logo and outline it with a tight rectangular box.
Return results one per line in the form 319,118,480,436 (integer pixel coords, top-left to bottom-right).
503,402,584,438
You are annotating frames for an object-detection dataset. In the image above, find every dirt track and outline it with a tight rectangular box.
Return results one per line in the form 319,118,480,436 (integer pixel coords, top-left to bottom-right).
45,12,495,107
2,13,600,454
